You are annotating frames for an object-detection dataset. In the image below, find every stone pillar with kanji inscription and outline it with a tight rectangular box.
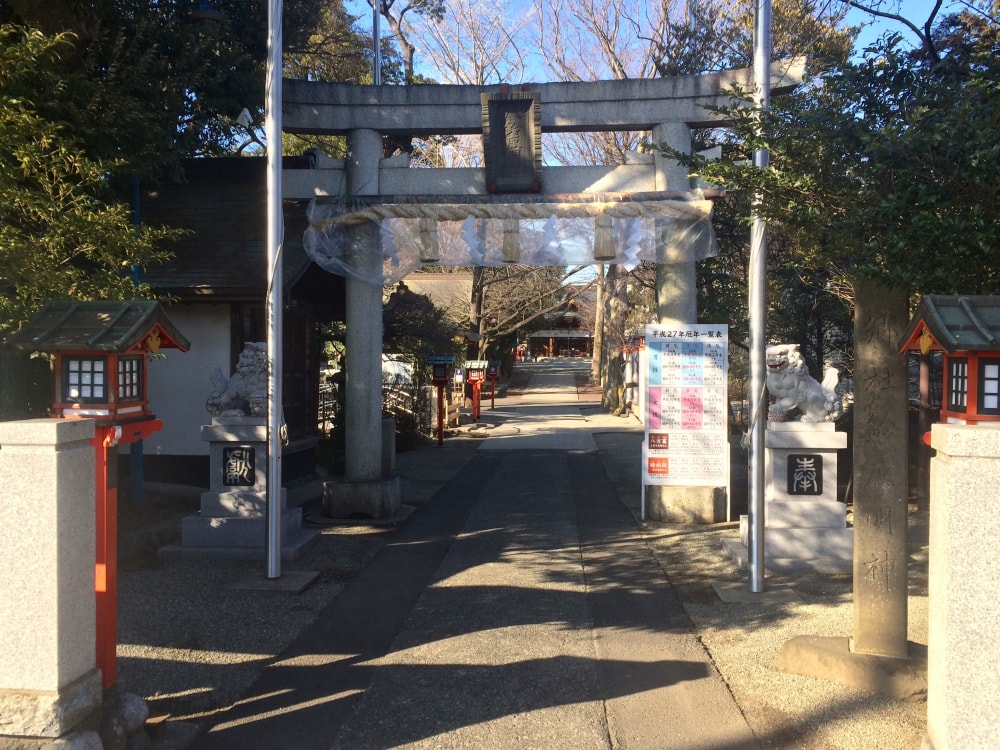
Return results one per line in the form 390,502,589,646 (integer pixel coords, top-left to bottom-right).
772,282,927,701
851,278,909,658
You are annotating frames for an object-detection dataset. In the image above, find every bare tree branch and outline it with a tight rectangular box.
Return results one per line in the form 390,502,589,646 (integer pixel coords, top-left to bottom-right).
841,0,944,60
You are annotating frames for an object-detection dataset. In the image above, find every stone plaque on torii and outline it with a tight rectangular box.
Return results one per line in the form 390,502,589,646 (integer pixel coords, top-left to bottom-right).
481,88,542,193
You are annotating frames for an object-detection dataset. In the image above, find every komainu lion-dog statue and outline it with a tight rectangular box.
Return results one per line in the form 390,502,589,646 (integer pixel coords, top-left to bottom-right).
205,342,268,417
765,343,843,423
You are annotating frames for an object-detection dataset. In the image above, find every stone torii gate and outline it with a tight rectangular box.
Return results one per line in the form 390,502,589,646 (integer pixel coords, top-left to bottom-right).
282,60,804,518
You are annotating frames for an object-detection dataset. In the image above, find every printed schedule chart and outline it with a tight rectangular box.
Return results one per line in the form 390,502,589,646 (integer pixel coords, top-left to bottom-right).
643,324,729,487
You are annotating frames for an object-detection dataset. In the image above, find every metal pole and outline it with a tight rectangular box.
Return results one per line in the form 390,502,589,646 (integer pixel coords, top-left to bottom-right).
265,0,283,579
747,0,771,593
372,2,381,86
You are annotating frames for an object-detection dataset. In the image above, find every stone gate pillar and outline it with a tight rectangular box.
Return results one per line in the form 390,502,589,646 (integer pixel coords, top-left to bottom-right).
345,126,383,484
0,419,102,746
925,424,1000,750
326,128,401,518
647,123,725,522
652,122,695,324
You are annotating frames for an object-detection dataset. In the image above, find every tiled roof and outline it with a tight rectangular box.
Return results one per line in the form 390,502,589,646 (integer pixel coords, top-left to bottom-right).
140,158,313,300
900,295,1000,353
9,300,191,353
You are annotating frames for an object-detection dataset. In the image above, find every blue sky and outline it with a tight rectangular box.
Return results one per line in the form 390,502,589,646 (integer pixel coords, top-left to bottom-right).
846,0,953,51
344,0,966,75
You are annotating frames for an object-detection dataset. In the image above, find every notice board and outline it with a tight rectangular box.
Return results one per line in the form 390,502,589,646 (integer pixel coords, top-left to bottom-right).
643,323,729,487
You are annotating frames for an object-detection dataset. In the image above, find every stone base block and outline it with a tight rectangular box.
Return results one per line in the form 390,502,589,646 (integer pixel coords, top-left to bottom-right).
721,537,853,575
778,635,927,702
765,500,847,529
739,518,852,559
286,478,325,509
199,489,287,518
645,485,726,524
324,475,401,519
0,668,101,739
201,416,266,444
764,526,853,559
159,527,319,562
180,508,304,547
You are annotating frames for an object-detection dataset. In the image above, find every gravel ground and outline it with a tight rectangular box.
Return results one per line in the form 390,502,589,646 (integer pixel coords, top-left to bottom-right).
595,429,928,750
116,420,928,749
116,436,480,729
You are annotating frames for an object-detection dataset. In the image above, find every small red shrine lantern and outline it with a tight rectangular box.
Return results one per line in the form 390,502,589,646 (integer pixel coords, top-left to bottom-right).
487,360,500,409
428,355,454,445
899,295,1000,426
11,300,191,424
465,359,488,421
429,355,453,386
10,300,190,689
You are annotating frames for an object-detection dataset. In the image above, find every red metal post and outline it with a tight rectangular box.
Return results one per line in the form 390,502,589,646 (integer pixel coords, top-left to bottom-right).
90,419,162,689
92,426,119,689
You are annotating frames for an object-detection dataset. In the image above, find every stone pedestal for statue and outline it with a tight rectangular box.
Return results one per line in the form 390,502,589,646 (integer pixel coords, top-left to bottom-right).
727,421,851,573
161,416,318,560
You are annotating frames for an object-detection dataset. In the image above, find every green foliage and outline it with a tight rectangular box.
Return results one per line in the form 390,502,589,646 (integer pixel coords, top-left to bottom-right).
0,2,378,340
285,2,374,83
646,0,861,372
0,2,378,421
0,25,176,340
655,0,857,77
678,18,1000,296
0,0,334,174
383,282,458,365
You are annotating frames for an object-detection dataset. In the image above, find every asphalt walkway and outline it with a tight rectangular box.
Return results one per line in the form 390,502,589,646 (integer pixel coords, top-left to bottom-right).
190,360,758,750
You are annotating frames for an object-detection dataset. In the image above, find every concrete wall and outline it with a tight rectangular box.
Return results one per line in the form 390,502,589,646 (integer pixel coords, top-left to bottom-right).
926,424,1000,750
144,303,231,457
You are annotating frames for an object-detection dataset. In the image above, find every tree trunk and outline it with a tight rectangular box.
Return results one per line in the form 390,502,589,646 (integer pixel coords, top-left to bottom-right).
468,265,485,360
601,264,629,411
591,264,606,384
378,7,417,84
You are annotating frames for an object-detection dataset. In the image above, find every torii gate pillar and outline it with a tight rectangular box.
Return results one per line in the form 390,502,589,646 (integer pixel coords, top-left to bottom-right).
647,122,727,523
653,122,696,324
327,128,401,518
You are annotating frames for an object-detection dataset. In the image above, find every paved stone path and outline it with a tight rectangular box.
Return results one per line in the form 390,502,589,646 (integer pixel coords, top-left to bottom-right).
191,360,759,749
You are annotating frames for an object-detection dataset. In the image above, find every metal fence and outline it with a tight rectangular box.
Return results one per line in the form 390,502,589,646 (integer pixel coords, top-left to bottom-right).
317,375,432,445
